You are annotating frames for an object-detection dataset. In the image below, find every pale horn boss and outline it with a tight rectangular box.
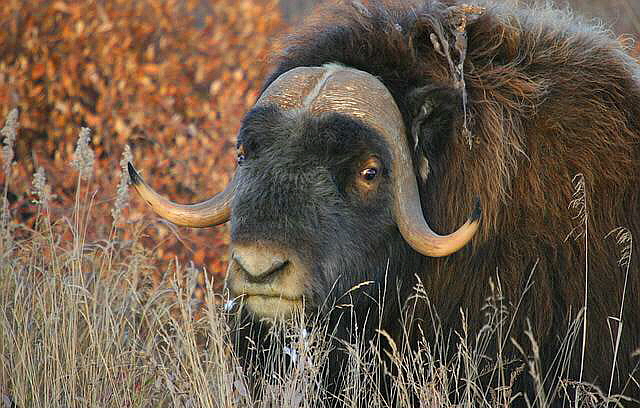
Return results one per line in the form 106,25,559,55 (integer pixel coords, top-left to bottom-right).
128,64,480,319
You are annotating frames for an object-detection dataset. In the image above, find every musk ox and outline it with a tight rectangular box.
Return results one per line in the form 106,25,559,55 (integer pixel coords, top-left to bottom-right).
128,0,640,405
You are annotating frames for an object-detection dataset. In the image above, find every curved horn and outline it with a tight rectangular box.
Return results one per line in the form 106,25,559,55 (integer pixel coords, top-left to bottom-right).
306,66,480,257
392,156,481,256
375,87,481,256
127,162,235,227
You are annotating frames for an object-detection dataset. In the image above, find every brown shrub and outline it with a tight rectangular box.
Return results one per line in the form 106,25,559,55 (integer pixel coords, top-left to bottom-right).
0,0,285,289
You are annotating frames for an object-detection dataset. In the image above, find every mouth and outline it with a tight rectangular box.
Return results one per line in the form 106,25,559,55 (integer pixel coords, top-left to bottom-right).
240,294,303,319
225,243,308,320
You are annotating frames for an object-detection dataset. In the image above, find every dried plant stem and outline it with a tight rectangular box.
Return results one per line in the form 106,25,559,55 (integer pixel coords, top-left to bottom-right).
99,145,133,277
567,173,589,408
0,108,18,255
607,228,633,397
579,181,588,386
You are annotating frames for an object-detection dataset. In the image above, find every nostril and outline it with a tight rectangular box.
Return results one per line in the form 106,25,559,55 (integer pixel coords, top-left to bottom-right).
263,259,287,276
242,259,288,283
232,251,289,282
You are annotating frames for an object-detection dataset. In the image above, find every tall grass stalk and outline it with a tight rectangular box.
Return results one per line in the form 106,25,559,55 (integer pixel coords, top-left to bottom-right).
606,227,633,397
1,108,19,257
568,173,589,408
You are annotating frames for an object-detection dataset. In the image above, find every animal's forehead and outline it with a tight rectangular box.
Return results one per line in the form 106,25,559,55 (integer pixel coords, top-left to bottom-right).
255,64,405,149
238,105,389,157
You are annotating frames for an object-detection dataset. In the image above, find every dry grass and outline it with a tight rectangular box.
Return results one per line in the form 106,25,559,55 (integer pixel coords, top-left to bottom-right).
1,112,636,407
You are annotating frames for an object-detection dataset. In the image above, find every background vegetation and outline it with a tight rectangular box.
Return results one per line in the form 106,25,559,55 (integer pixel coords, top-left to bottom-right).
0,0,639,406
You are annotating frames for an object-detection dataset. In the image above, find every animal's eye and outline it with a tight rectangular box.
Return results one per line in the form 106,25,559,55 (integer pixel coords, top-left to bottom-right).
356,157,383,191
237,145,246,165
360,167,378,181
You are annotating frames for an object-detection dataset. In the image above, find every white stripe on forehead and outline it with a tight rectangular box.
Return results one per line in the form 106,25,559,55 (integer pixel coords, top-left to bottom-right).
255,64,404,144
302,63,348,108
255,63,348,110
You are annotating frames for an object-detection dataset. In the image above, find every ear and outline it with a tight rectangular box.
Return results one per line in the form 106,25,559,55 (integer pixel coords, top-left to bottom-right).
406,85,461,180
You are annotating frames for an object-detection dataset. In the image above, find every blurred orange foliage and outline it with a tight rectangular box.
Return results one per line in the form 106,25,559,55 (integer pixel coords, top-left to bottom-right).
0,0,285,289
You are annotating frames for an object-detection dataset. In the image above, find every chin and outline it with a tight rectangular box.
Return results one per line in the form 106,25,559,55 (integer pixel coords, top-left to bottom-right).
242,295,304,321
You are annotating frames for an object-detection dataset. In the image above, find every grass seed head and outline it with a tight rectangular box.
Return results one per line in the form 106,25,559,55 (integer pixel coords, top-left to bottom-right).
71,127,95,180
31,166,52,207
112,145,133,223
1,108,19,174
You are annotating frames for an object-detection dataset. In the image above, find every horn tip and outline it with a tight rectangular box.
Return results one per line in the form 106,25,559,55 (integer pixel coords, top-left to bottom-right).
127,162,141,186
470,197,482,222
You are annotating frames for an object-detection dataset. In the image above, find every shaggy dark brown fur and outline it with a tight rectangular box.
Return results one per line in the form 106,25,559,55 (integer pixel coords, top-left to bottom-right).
231,0,640,405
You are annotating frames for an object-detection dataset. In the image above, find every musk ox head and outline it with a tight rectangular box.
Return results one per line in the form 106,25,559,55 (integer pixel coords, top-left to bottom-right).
128,64,480,320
